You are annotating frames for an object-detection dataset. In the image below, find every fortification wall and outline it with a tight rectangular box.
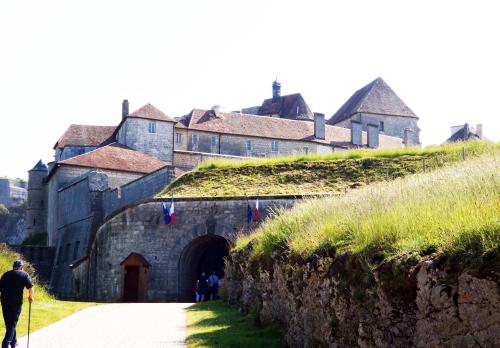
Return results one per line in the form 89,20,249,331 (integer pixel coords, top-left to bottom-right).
73,197,299,302
225,249,499,347
0,179,12,207
102,166,175,217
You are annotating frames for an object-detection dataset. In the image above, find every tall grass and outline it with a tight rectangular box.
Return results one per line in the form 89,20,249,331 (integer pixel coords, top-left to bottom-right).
197,140,498,171
236,153,500,264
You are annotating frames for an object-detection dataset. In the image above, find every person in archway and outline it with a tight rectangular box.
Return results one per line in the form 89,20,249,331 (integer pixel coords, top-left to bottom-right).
208,271,220,301
0,260,34,348
196,272,209,302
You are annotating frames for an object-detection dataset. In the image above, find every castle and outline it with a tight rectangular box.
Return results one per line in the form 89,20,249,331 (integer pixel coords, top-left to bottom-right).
25,78,420,299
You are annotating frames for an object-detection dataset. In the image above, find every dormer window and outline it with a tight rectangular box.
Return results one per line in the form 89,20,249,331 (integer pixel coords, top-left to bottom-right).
379,121,385,132
148,122,156,133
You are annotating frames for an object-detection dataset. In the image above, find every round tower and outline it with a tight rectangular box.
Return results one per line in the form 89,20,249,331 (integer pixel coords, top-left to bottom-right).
26,160,48,238
272,79,281,99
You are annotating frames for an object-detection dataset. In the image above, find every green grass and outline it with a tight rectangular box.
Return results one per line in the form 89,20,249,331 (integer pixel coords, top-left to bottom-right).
0,245,97,337
186,301,283,348
234,153,500,274
159,141,499,198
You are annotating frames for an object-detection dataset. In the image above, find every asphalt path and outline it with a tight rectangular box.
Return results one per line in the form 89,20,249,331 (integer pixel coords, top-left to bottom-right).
16,303,190,348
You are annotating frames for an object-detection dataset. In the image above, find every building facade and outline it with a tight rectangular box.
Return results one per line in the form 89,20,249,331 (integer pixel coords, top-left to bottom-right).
24,78,419,299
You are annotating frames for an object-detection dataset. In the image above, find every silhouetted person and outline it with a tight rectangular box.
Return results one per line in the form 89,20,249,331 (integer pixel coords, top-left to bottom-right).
208,271,220,300
196,272,209,302
0,260,34,348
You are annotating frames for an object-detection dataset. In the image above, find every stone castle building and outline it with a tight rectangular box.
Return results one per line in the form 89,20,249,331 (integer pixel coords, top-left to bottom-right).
24,78,420,300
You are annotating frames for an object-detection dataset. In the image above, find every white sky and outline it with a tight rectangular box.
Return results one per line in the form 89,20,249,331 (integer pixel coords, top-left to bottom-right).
1,0,499,179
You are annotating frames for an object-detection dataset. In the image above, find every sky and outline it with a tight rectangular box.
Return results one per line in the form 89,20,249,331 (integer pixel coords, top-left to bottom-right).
1,0,499,179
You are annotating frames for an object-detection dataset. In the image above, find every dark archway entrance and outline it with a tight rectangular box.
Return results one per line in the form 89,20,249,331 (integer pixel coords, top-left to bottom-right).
178,235,230,301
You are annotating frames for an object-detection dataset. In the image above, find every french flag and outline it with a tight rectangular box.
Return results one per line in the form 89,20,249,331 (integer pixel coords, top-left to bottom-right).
162,201,171,224
254,199,259,222
169,198,175,225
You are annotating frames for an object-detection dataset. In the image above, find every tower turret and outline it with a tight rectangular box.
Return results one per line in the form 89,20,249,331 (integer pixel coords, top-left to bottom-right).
26,160,48,238
272,79,281,100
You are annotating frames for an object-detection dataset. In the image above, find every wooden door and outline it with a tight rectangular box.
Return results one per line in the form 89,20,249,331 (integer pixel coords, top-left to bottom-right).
124,266,140,302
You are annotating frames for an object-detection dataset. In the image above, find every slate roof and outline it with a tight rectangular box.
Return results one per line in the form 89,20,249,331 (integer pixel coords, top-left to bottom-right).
257,93,314,120
59,143,167,174
328,78,418,125
30,160,48,171
129,103,176,123
54,125,117,149
446,124,481,142
176,109,402,148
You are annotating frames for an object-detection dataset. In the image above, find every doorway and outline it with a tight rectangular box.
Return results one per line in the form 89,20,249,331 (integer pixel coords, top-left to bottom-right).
123,266,140,302
120,252,151,302
178,235,230,301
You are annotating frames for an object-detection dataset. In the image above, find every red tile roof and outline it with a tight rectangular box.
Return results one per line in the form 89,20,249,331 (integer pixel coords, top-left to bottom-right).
176,109,402,148
129,103,176,122
59,143,168,173
54,125,116,149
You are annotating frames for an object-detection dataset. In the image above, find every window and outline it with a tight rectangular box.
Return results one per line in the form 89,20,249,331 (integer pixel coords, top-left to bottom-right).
33,218,36,226
211,136,217,147
379,121,384,132
148,121,156,133
65,243,71,262
176,133,183,144
73,241,80,261
303,147,309,154
41,200,44,208
191,134,198,145
246,140,252,151
271,140,279,152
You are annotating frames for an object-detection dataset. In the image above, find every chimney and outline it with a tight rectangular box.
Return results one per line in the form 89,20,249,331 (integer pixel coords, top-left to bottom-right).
272,79,281,100
403,128,413,147
122,99,129,119
314,113,325,140
475,124,483,139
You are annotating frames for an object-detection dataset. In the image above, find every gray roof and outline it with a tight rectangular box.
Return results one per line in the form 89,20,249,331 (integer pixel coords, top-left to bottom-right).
328,77,418,125
30,160,48,172
257,93,314,120
446,124,481,142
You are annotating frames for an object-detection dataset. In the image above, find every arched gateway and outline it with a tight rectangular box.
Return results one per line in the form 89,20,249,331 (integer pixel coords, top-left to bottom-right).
71,198,296,302
178,235,230,301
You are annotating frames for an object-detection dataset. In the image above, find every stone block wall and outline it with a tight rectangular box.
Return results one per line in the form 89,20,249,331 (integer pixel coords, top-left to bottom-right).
73,197,299,302
173,151,250,170
335,113,420,145
103,166,175,217
117,118,174,164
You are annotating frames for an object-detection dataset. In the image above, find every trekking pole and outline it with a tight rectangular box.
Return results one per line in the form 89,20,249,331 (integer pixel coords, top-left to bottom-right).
27,301,31,348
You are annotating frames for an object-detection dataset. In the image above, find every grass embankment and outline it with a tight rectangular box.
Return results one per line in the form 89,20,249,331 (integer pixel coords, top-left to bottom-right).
159,141,499,198
0,245,96,337
186,301,283,348
235,153,500,276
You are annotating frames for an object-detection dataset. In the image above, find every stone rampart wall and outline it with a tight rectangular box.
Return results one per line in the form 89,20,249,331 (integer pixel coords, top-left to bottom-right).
225,249,499,347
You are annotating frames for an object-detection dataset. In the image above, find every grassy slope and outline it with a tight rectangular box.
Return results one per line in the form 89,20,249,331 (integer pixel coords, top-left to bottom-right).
234,153,500,277
159,141,499,198
0,245,96,337
186,301,283,348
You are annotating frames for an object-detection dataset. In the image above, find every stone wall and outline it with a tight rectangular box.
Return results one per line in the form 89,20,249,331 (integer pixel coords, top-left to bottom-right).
9,245,55,283
73,197,299,302
57,145,100,161
335,113,420,145
173,151,250,170
117,118,174,164
0,179,12,207
103,166,176,217
225,249,499,347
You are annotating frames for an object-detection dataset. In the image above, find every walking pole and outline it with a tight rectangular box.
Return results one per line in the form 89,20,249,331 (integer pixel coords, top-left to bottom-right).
27,301,31,348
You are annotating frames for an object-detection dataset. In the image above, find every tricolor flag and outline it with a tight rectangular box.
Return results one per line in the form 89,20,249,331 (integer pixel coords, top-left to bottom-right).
254,199,259,222
247,204,252,223
169,198,175,225
162,201,171,224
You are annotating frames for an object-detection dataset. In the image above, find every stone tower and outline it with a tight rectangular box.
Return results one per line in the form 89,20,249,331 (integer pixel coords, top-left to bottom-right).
0,178,11,207
26,160,48,237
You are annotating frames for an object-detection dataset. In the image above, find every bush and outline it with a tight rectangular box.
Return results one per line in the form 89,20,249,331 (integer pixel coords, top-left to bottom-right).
22,233,48,246
0,204,8,216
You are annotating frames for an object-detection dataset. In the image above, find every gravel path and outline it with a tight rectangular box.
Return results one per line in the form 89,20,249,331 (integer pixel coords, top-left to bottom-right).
16,303,191,348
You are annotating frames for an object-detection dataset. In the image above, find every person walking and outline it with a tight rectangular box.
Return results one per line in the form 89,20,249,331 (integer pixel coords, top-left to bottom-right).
208,271,220,301
196,272,209,302
0,260,34,348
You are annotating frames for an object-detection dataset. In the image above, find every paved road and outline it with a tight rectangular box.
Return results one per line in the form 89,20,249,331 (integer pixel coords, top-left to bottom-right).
16,303,191,348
